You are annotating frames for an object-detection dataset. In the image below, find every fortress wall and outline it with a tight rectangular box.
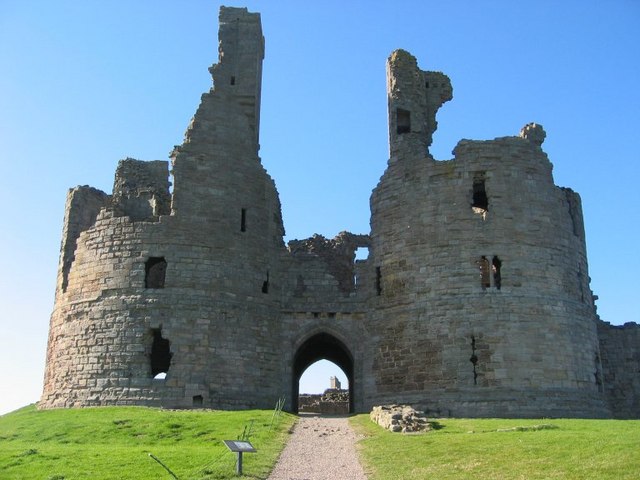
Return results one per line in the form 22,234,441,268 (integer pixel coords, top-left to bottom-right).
598,321,640,418
42,209,286,409
41,7,637,417
365,50,608,417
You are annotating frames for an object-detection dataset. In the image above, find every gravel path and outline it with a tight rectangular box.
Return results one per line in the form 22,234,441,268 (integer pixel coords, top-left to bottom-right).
268,414,368,480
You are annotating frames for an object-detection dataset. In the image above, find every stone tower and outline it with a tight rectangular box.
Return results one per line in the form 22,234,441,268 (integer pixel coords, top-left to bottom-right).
367,49,608,417
41,7,639,418
42,7,286,409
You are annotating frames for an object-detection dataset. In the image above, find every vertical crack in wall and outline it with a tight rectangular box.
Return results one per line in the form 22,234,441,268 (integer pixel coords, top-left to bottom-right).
470,335,479,385
594,352,604,393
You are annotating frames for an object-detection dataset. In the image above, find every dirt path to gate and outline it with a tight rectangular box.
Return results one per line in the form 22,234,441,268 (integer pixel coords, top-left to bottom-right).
268,414,368,480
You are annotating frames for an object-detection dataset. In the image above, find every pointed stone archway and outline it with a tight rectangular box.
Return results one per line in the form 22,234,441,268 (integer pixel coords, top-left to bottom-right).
292,332,354,413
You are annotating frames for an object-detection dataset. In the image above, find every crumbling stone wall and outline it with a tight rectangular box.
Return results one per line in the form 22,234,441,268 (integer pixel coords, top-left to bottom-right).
299,389,349,414
598,321,640,418
288,232,370,294
112,158,171,220
41,6,639,418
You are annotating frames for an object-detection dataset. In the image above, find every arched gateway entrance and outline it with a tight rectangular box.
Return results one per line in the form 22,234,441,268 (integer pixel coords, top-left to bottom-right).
292,332,354,413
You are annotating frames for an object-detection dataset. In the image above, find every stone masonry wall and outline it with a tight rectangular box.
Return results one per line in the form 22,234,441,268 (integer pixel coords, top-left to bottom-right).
598,321,640,418
41,7,639,418
41,7,286,410
365,49,610,417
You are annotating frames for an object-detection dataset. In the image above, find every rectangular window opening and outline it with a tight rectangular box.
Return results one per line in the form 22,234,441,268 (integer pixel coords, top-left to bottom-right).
396,108,411,134
472,174,488,217
145,257,167,289
262,270,269,294
375,266,382,295
193,395,204,407
150,328,172,379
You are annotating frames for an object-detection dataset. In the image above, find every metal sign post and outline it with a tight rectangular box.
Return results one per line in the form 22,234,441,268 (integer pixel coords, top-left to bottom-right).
223,440,257,476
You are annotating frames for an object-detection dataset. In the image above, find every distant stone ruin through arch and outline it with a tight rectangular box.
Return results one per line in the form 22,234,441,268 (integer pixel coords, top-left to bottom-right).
292,332,354,414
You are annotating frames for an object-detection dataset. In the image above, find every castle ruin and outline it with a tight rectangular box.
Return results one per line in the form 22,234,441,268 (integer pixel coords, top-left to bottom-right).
41,7,640,418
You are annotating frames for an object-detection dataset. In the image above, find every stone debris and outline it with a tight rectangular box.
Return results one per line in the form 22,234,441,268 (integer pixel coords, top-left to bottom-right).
370,405,431,433
299,389,349,415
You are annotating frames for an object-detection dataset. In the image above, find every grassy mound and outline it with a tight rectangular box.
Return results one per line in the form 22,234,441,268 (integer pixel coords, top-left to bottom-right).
351,416,640,479
0,404,295,479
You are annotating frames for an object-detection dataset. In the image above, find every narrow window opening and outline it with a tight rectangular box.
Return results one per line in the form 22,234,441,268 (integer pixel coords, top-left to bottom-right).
150,328,172,378
470,336,478,385
396,108,411,134
192,395,204,407
577,266,585,302
472,174,488,218
240,208,247,232
477,257,490,289
425,81,430,88
262,270,269,294
230,76,236,85
145,257,167,289
375,267,382,295
492,256,502,290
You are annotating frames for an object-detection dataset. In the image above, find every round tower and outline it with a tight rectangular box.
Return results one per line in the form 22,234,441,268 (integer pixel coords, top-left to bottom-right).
41,7,286,410
366,50,609,417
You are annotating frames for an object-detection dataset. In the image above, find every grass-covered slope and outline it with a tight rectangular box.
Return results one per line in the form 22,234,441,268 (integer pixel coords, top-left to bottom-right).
0,404,295,479
351,415,640,480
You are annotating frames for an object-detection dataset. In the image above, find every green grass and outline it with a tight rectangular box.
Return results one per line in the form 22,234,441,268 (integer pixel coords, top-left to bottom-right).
4,407,638,479
0,404,296,479
351,416,640,479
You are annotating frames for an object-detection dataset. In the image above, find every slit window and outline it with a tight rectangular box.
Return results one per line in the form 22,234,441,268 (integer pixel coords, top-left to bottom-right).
241,208,247,232
262,270,269,294
396,108,411,134
150,328,172,378
375,266,382,295
145,257,167,289
492,256,502,290
230,76,236,85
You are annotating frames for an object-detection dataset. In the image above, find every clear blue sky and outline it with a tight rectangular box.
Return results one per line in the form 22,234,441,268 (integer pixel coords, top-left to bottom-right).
0,1,638,415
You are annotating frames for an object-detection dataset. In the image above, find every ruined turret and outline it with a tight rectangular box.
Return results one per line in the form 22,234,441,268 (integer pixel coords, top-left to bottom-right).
41,7,638,419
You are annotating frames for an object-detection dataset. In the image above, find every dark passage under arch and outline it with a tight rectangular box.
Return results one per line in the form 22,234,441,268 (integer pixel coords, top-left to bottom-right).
292,332,354,414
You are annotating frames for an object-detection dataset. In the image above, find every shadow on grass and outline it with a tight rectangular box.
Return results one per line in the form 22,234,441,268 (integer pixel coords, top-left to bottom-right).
429,420,445,431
